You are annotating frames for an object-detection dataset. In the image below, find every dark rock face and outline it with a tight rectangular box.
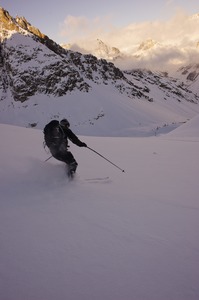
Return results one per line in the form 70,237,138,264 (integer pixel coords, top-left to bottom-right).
0,7,199,105
0,7,148,102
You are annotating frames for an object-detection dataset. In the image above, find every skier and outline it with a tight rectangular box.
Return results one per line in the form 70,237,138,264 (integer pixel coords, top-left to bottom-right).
43,119,87,177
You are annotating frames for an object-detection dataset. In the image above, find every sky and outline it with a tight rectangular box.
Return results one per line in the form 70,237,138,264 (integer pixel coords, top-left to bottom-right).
0,0,199,45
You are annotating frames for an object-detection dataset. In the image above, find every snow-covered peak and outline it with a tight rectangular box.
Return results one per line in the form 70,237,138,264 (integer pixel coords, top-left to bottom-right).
137,39,158,51
189,12,199,20
94,39,121,60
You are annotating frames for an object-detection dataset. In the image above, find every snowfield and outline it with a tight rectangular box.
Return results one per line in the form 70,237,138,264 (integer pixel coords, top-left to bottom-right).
0,117,199,300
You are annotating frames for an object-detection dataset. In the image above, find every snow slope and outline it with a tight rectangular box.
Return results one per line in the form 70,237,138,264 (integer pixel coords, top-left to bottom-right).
0,122,199,300
1,83,199,137
165,112,199,139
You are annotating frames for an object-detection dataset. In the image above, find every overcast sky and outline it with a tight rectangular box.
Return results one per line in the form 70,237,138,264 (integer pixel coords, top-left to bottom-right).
0,0,198,45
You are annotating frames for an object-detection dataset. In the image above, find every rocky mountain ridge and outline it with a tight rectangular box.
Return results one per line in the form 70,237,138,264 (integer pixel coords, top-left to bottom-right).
1,7,198,104
177,63,199,82
62,13,199,85
64,38,199,88
0,7,156,103
125,69,198,104
0,7,199,134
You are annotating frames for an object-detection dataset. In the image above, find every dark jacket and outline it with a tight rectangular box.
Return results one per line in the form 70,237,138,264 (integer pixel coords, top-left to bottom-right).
61,126,86,148
44,120,86,149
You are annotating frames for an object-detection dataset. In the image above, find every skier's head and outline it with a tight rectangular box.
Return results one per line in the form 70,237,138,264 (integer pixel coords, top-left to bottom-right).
60,118,70,128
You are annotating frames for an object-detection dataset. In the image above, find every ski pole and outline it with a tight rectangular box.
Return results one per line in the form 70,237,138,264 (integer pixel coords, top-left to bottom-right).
87,146,125,173
44,155,52,162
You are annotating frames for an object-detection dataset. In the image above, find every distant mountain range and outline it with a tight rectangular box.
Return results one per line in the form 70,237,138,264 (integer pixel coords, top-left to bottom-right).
61,13,199,85
0,7,199,136
62,37,199,94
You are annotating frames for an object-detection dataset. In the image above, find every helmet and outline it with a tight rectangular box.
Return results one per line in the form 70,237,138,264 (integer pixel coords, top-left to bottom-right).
60,118,70,127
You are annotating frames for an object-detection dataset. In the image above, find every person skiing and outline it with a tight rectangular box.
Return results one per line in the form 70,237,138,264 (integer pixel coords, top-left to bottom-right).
43,118,87,177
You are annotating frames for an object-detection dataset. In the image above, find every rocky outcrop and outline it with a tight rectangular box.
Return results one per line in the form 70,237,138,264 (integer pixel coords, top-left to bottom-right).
125,69,199,103
177,64,199,82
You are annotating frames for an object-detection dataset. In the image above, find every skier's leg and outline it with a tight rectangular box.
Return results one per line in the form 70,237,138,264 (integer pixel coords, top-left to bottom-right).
49,146,78,176
64,151,78,176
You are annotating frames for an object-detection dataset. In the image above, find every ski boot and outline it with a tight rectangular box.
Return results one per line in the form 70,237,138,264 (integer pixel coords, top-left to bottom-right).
67,162,78,178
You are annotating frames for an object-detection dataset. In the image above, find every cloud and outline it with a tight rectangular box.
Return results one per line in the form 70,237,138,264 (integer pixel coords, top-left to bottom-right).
106,10,198,50
59,11,199,72
59,15,114,43
60,10,198,47
166,0,174,6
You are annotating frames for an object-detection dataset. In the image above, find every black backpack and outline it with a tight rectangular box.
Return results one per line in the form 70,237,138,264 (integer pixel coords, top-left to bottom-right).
43,120,64,148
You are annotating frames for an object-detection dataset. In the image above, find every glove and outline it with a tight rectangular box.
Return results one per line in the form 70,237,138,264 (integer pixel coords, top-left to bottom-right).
80,142,87,147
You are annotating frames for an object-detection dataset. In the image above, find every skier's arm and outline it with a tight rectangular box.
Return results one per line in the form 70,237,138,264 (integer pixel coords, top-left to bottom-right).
66,128,87,147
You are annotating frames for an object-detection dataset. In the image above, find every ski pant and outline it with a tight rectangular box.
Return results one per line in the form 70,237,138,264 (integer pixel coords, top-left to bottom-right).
49,143,78,166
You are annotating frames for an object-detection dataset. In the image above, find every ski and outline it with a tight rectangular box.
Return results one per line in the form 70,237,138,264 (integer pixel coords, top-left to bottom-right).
84,176,110,183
